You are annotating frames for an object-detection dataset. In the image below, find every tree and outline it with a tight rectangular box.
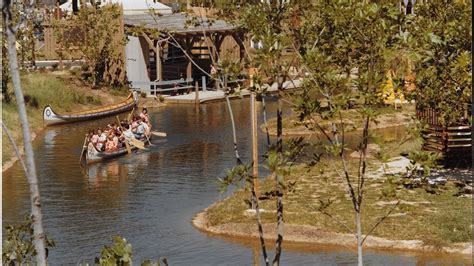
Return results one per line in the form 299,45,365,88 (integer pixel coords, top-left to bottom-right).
54,3,126,87
218,1,302,265
2,0,47,264
2,0,43,102
407,0,471,126
289,1,408,265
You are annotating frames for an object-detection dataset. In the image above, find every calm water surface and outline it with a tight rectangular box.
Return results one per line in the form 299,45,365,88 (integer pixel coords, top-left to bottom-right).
2,98,470,265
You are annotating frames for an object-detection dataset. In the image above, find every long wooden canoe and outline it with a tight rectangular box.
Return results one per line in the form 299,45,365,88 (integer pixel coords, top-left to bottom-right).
85,136,151,164
43,91,139,126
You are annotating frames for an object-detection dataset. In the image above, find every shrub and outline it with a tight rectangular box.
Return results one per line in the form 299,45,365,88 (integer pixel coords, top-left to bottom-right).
2,217,55,265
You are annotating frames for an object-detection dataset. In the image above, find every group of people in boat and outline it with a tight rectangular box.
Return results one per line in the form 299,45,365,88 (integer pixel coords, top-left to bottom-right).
86,108,152,152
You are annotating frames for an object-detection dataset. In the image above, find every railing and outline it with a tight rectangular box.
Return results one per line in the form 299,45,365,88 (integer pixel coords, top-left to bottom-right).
416,105,472,161
130,78,194,96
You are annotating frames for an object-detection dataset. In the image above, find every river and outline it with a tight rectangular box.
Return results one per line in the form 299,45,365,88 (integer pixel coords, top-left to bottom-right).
2,98,469,265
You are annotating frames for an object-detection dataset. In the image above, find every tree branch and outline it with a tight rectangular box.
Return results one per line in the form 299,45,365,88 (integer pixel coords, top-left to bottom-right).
2,122,28,174
361,200,400,245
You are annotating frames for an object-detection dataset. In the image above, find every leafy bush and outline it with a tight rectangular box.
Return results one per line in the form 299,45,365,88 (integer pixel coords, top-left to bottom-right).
95,236,132,266
2,217,55,265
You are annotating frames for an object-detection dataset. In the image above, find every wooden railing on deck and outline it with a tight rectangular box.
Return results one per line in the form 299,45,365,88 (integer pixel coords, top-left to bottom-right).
416,105,472,161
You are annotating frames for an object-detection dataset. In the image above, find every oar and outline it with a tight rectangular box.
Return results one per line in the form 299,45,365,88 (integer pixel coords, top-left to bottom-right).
129,138,146,149
127,107,135,122
79,135,88,163
124,141,132,154
144,132,152,145
151,131,167,137
116,116,132,154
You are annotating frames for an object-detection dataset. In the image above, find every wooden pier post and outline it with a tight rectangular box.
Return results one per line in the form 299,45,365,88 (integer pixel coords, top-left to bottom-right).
195,81,200,107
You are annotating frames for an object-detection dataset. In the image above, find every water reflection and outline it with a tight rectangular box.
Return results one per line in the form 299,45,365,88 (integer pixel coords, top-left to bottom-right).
2,98,471,265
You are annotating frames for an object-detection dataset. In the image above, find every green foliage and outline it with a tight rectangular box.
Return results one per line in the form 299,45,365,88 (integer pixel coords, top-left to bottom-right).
2,217,55,265
406,150,441,182
408,0,472,126
2,1,44,102
95,236,133,266
218,164,252,193
53,4,127,87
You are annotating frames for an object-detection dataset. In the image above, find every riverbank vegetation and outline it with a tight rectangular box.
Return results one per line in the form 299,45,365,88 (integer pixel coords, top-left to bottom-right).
214,1,471,265
2,217,168,265
203,153,471,250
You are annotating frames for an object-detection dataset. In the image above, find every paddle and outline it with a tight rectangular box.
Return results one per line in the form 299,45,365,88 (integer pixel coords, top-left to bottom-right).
128,107,135,122
116,115,146,150
129,138,146,150
151,131,167,137
116,116,132,154
79,135,88,163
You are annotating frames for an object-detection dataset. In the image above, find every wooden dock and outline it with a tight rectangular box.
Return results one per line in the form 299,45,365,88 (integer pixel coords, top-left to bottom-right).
165,78,303,104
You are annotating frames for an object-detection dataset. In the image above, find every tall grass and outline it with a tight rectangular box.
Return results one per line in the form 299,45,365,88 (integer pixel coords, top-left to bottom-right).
2,72,101,164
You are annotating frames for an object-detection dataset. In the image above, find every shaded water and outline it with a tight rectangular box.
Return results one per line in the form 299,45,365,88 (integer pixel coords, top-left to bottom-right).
2,98,470,265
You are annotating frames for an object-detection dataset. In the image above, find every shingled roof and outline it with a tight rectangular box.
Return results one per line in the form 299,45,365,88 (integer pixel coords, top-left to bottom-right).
124,13,237,34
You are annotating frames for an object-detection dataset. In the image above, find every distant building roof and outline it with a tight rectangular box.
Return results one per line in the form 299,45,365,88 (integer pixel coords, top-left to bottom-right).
60,0,173,15
124,13,237,34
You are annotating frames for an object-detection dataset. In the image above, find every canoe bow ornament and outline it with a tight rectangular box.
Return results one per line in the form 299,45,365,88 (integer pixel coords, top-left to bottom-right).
43,105,56,121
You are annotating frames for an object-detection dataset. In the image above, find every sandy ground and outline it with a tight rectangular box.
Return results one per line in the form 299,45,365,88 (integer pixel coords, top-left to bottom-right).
266,109,414,136
192,204,472,256
192,156,472,256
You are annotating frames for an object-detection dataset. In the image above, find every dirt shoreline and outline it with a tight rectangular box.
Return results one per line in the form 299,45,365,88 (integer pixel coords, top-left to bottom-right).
192,202,472,256
265,109,414,137
2,130,42,173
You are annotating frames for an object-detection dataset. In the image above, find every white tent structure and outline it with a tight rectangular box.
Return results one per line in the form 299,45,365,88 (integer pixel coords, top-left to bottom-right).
60,0,173,15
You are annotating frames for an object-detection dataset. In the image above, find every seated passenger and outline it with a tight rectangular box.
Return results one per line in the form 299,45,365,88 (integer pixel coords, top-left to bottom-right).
134,119,148,139
105,134,118,151
122,124,135,141
112,132,120,148
96,129,107,151
139,108,150,125
131,117,139,133
90,130,99,145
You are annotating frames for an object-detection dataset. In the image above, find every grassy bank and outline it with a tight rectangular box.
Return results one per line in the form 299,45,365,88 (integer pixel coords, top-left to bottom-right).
265,104,415,136
2,71,129,169
203,137,471,250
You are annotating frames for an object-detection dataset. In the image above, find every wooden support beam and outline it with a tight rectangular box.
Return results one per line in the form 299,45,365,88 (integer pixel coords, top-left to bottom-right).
156,42,162,81
232,33,246,61
185,35,193,80
195,81,200,107
215,33,226,58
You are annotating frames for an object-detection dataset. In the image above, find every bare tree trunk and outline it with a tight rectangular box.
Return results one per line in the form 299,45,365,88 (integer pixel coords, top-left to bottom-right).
356,210,363,266
262,96,271,146
5,16,47,266
272,88,284,266
251,176,269,266
225,95,242,164
272,192,283,266
276,92,283,153
30,32,36,68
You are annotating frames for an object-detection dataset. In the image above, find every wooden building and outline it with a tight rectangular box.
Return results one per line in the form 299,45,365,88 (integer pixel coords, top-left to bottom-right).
123,13,244,95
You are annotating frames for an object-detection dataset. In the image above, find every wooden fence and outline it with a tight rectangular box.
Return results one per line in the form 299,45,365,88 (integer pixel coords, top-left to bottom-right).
416,105,472,161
